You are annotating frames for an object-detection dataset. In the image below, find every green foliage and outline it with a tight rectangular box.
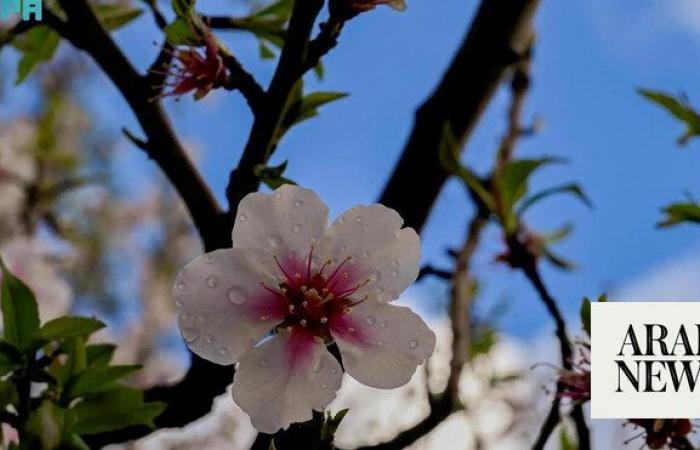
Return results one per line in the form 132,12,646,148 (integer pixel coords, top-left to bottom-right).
580,294,606,337
0,267,164,446
320,408,350,442
639,88,700,146
517,183,592,216
559,426,578,450
94,3,143,31
165,18,201,45
13,26,61,84
658,201,700,228
254,160,297,189
1,258,40,352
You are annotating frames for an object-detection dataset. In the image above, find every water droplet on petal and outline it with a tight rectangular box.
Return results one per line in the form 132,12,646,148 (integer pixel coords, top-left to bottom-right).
340,244,348,253
267,235,283,249
392,259,400,268
259,359,269,367
391,271,398,278
294,199,303,207
354,216,364,223
322,383,328,389
379,321,387,329
207,275,219,288
362,251,370,259
377,340,385,347
369,270,382,283
218,347,230,356
366,316,376,326
176,281,186,291
239,213,248,222
409,339,418,348
196,314,207,324
292,224,303,233
375,287,384,294
228,287,246,305
331,368,338,374
205,254,216,264
181,328,199,343
362,224,369,231
174,298,183,308
205,334,214,344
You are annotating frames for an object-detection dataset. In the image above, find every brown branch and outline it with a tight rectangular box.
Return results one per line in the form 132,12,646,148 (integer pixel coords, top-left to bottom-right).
379,0,541,232
225,0,324,217
49,1,226,252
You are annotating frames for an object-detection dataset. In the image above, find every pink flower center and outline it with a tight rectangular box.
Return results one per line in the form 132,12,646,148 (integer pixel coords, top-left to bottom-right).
262,247,368,342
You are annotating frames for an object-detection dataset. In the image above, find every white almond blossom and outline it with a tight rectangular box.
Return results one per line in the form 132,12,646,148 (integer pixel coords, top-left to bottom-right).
173,185,436,433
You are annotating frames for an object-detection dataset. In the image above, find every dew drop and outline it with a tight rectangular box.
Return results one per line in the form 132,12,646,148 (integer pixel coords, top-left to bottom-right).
375,287,384,294
180,313,190,321
362,251,370,259
365,316,376,326
409,339,418,348
181,328,199,343
205,334,214,344
293,199,304,207
339,244,348,253
331,368,338,375
259,358,269,367
369,270,382,283
362,224,369,231
176,281,186,291
392,259,400,268
391,271,398,278
196,314,207,324
206,275,219,288
205,254,216,264
239,213,248,222
322,383,328,389
379,321,387,329
174,298,183,308
354,216,364,223
267,235,283,249
228,287,247,305
218,347,230,356
377,340,385,347
292,223,303,233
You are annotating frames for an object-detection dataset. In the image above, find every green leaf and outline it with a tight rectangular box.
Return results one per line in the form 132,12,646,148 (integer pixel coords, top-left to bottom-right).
314,62,325,79
14,26,61,84
0,341,23,376
0,258,40,352
36,317,105,342
321,408,350,441
259,42,275,59
559,426,577,450
70,387,166,434
580,298,591,337
658,201,700,227
471,328,497,357
26,400,65,450
291,91,348,126
251,0,294,20
94,4,143,31
438,124,495,211
254,161,297,190
85,344,116,368
65,365,141,400
639,88,700,146
164,18,200,45
542,246,576,271
0,379,18,409
516,183,592,216
172,0,195,18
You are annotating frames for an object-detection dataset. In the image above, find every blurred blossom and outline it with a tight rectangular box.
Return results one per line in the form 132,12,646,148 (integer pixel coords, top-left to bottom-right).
0,237,71,322
173,185,435,433
0,120,37,239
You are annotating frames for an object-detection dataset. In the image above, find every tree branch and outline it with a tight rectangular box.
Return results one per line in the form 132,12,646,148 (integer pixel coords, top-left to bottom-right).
50,1,226,252
225,0,324,217
379,0,541,232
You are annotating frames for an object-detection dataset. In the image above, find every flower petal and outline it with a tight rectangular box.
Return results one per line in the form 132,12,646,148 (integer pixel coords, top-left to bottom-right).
331,301,435,389
232,329,342,433
323,204,420,302
173,248,287,365
232,185,329,260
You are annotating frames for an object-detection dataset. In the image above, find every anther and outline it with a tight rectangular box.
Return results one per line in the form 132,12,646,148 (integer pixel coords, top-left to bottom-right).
302,301,309,307
320,317,328,323
289,305,296,312
300,319,308,327
301,285,308,292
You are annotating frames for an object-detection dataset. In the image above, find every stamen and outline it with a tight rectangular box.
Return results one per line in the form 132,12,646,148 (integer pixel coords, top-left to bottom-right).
320,317,328,323
306,246,314,281
335,278,371,298
300,319,308,327
302,301,309,307
327,256,352,285
301,285,308,292
318,259,332,276
260,282,283,298
289,305,296,313
273,255,297,285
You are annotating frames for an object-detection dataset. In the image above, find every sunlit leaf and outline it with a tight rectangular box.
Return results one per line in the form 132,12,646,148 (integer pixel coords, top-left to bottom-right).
70,387,165,434
64,365,141,400
0,258,40,352
517,183,592,216
94,4,143,31
36,317,105,342
14,26,61,84
639,88,700,146
658,201,700,227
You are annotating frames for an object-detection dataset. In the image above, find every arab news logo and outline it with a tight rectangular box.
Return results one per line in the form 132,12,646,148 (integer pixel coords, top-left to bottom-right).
1,0,42,22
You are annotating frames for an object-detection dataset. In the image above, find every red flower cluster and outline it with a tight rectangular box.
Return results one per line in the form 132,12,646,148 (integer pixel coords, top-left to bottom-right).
161,34,228,100
626,419,693,449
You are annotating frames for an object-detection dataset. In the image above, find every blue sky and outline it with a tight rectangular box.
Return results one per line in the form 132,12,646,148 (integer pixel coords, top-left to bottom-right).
4,0,700,339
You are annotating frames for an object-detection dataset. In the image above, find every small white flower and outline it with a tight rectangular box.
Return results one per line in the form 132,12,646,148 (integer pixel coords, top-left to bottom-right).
173,185,435,433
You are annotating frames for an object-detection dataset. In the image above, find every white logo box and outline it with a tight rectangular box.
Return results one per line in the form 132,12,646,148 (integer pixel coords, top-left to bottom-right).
591,302,700,418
